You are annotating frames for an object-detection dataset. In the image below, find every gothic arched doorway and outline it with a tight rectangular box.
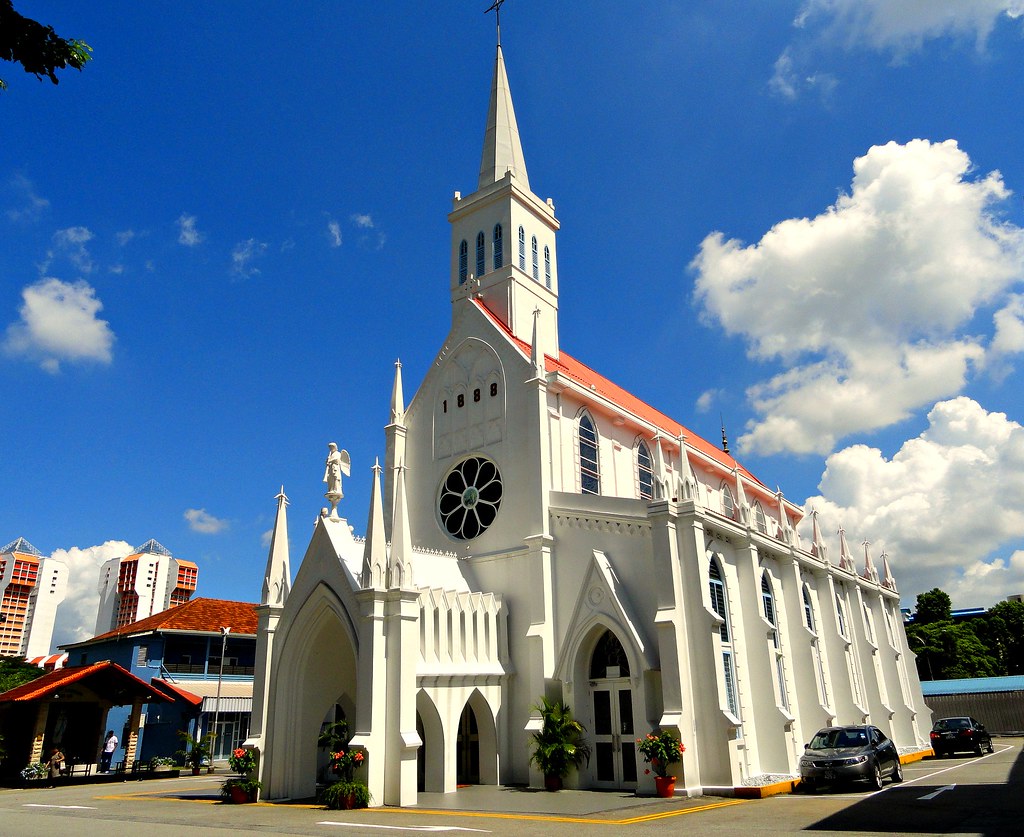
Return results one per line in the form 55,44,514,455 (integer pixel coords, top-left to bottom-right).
456,703,480,785
589,629,637,790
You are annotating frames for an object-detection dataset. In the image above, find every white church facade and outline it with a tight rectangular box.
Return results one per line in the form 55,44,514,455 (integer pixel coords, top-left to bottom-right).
247,41,930,806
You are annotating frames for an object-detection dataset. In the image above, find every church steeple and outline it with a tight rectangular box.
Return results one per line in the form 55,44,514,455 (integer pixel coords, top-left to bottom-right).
448,24,561,359
479,44,530,192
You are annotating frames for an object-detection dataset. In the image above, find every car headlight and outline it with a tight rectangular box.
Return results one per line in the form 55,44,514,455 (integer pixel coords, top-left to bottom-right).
841,755,868,766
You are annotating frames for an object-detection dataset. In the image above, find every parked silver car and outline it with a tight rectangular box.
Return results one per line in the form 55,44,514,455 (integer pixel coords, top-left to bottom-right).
798,725,903,792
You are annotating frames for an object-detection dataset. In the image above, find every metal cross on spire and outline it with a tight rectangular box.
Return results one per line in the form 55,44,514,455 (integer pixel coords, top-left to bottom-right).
485,0,507,46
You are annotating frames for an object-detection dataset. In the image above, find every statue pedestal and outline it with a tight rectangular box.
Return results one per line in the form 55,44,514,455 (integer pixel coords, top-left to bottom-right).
325,491,343,518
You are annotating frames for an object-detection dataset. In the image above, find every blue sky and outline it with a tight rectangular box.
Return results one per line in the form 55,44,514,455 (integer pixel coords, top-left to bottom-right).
4,2,1024,646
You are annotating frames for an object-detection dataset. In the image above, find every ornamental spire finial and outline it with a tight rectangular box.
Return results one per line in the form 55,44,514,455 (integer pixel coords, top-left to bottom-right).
485,0,506,47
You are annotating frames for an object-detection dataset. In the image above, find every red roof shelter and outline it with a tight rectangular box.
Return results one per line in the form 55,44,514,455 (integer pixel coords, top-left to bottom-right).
0,661,172,779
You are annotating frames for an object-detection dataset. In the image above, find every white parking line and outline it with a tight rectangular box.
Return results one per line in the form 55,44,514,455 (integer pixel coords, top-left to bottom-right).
23,804,98,810
318,825,491,833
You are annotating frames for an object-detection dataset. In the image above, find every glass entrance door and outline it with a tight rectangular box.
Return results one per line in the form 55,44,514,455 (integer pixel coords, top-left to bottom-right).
592,680,637,789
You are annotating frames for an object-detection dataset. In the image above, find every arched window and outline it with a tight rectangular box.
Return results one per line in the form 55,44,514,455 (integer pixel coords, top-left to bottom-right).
708,559,729,643
862,602,875,644
544,245,551,288
578,412,600,495
762,572,789,709
589,629,630,678
753,501,767,534
802,585,815,632
835,593,848,638
636,440,654,501
761,573,777,628
721,483,735,519
475,231,485,278
531,236,539,281
709,558,738,716
458,239,468,285
518,226,526,270
492,223,503,269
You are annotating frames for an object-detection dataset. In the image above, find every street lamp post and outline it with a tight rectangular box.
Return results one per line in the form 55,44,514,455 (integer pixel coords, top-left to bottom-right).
211,626,231,767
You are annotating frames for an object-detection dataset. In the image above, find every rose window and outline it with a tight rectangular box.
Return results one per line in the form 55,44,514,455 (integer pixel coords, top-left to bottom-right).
438,456,502,540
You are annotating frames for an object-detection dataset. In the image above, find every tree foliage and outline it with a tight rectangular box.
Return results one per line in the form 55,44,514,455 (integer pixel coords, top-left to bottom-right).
0,1,92,91
0,656,45,694
914,588,952,625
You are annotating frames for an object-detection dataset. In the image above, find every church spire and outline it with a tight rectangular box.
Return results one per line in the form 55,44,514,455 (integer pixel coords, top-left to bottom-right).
361,460,387,590
390,359,405,425
261,487,291,607
478,43,530,191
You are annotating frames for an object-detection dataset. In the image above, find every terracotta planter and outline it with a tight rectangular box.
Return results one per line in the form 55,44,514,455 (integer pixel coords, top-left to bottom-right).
544,774,563,791
654,775,676,798
191,767,202,776
228,784,251,804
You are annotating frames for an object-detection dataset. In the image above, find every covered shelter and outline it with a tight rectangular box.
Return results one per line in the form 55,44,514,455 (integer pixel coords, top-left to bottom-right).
0,660,172,777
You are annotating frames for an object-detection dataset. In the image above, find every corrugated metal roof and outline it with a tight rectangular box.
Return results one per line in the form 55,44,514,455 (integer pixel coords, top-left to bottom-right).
921,675,1024,696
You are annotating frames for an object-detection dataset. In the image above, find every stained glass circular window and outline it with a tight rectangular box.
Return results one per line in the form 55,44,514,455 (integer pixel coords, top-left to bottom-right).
438,456,502,540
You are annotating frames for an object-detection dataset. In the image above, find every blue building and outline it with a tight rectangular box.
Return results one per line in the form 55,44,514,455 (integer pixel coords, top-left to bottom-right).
60,597,257,764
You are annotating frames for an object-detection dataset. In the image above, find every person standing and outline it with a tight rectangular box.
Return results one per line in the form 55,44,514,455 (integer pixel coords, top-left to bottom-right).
100,730,118,772
47,747,65,785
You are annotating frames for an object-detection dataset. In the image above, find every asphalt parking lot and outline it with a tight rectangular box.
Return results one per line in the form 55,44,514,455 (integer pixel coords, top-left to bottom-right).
0,738,1020,836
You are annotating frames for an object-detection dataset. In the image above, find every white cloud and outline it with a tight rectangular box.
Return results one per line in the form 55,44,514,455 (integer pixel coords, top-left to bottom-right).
351,213,375,229
774,1,1024,99
695,389,720,413
184,508,229,534
231,238,267,277
261,528,274,549
6,173,50,222
795,0,1024,55
43,226,96,274
116,229,136,246
327,220,342,247
177,213,204,246
49,540,133,646
692,139,1024,455
800,397,1024,608
3,277,116,372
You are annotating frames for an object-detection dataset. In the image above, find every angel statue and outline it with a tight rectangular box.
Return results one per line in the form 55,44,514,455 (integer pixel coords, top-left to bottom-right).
323,442,351,499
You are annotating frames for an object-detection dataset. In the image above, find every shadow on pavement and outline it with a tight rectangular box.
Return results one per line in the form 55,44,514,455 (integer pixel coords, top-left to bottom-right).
807,748,1024,836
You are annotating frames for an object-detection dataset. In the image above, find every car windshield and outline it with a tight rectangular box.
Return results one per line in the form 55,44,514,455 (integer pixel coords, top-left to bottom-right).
934,718,971,731
809,728,869,749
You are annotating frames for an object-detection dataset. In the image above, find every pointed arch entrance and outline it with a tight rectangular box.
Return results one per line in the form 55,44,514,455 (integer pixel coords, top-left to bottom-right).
265,583,359,800
588,629,637,790
455,690,498,787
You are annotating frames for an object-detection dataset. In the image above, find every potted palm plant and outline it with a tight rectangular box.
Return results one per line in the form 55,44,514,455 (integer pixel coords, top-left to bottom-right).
176,730,215,776
528,697,592,791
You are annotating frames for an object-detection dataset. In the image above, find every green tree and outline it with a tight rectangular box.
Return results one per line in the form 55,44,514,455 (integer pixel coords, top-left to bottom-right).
984,599,1024,675
914,588,952,625
0,655,45,693
0,1,91,91
907,621,997,680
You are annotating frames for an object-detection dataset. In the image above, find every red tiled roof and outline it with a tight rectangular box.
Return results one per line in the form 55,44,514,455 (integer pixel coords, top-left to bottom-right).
152,678,203,707
0,660,174,704
472,299,764,487
64,598,259,648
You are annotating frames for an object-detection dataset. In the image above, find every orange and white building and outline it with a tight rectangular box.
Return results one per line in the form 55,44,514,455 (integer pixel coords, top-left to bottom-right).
94,539,198,634
0,537,68,659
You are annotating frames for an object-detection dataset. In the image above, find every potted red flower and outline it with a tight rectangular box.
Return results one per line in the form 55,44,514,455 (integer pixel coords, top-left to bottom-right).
637,730,685,797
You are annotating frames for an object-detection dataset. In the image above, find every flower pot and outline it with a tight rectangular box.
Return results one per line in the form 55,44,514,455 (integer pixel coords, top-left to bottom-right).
191,767,202,776
654,775,676,798
229,785,251,804
544,774,563,791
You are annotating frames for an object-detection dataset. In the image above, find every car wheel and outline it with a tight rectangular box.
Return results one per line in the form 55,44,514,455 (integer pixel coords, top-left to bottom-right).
891,760,903,783
987,740,995,754
802,780,816,794
869,762,883,791
974,741,983,755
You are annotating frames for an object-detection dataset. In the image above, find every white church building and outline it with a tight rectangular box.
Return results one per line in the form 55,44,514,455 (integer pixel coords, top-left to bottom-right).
247,38,930,806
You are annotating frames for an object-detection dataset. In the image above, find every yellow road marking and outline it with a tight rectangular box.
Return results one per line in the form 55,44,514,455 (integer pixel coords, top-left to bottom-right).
97,786,746,824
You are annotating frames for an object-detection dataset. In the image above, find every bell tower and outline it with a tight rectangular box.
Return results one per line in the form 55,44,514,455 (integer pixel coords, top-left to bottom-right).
448,28,560,360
